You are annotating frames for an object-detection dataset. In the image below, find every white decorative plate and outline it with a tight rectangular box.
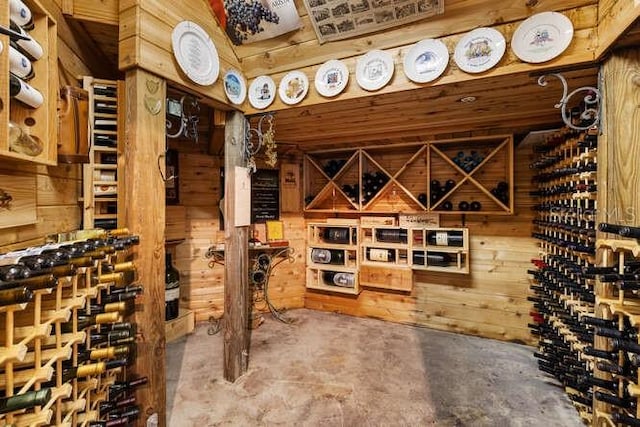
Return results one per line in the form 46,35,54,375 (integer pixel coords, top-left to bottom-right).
278,70,309,105
171,21,219,86
223,69,247,105
454,27,506,74
315,59,349,98
248,75,276,109
403,39,449,83
511,11,574,64
356,49,394,91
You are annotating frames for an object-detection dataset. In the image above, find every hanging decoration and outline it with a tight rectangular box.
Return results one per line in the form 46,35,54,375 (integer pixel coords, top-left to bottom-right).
208,0,301,45
537,73,601,131
243,113,277,173
304,0,443,44
166,95,201,142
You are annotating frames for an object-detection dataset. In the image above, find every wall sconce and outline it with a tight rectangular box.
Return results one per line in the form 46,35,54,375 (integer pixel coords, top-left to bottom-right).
538,72,601,131
166,95,200,142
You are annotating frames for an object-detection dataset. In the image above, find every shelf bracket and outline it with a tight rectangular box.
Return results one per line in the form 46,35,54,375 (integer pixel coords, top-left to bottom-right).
537,73,601,131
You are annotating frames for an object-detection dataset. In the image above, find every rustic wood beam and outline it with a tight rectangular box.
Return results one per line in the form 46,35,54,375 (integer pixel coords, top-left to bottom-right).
60,0,119,25
121,68,167,426
596,1,640,58
223,112,250,382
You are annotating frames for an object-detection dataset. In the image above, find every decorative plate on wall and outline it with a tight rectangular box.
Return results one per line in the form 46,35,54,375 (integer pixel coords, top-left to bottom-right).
356,49,394,91
248,75,276,109
511,11,574,63
171,21,219,86
278,70,309,105
403,39,449,83
453,27,506,74
223,69,247,105
315,59,349,97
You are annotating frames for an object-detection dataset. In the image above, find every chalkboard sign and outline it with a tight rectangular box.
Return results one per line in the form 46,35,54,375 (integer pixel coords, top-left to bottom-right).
251,169,280,223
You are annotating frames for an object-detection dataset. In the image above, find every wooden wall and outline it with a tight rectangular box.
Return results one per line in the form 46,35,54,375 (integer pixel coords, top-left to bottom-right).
171,143,307,322
304,136,538,345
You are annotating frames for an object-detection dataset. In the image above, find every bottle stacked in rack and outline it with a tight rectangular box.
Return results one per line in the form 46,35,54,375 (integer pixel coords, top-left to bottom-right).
528,126,598,422
0,228,147,426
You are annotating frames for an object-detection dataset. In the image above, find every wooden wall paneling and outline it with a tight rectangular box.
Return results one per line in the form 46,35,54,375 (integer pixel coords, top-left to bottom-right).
240,3,597,79
600,48,640,225
61,0,119,25
0,173,37,229
121,69,167,426
596,0,640,58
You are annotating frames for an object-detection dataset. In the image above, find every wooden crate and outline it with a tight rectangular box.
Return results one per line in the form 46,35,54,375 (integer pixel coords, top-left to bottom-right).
359,265,413,292
165,308,195,343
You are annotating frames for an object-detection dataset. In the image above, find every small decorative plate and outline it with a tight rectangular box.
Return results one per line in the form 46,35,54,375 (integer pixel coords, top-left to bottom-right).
248,75,276,109
171,21,219,86
315,59,349,98
278,70,309,105
454,27,506,74
511,11,574,64
356,49,394,91
223,69,247,105
403,39,449,83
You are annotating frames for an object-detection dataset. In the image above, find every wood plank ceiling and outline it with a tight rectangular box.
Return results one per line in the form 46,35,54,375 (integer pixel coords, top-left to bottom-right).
67,0,626,151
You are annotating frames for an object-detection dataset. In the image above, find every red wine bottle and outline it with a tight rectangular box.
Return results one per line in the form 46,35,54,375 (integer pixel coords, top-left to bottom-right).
427,231,464,247
321,271,355,288
310,249,345,265
365,248,395,262
375,229,407,243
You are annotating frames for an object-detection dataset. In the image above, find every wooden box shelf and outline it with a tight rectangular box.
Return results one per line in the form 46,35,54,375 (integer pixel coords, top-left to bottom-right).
410,227,470,274
0,0,58,165
306,222,360,295
303,136,513,215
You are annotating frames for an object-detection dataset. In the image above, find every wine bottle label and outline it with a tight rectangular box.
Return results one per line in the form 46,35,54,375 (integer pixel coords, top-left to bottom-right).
435,232,448,246
332,273,354,287
368,248,390,262
165,284,180,302
311,249,331,263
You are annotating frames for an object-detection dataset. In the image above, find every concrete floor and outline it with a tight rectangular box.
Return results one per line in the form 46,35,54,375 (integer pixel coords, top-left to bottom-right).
167,309,583,427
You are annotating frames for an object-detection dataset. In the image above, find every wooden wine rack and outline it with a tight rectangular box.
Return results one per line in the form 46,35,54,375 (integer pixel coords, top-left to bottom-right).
303,135,513,215
0,0,58,165
0,235,140,426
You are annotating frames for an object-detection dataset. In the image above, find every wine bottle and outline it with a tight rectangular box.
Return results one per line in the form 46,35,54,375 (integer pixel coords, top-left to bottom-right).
99,396,136,416
72,345,131,364
321,271,355,288
441,201,453,211
107,377,148,400
310,249,345,265
612,413,640,426
365,248,396,262
249,269,266,285
10,0,34,30
0,274,58,292
8,20,42,60
418,252,453,267
375,229,407,244
93,84,118,97
104,406,140,421
9,45,33,80
165,253,180,321
458,201,470,211
0,286,33,306
61,311,121,333
469,201,482,211
101,285,143,298
599,222,626,235
89,329,136,347
48,359,128,385
427,230,464,247
101,290,140,304
320,227,354,244
9,73,42,108
0,388,51,414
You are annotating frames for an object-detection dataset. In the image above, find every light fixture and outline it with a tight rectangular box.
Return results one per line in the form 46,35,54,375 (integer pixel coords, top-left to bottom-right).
459,96,477,103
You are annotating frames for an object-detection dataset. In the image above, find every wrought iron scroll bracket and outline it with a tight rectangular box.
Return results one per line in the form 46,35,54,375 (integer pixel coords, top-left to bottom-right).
537,73,601,131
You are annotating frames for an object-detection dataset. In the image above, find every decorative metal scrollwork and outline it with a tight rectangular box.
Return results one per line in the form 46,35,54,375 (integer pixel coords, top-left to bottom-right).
243,113,277,173
538,73,601,131
166,95,200,142
0,189,12,210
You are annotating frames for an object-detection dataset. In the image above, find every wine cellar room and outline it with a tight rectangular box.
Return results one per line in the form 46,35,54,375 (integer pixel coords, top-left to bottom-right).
0,0,639,425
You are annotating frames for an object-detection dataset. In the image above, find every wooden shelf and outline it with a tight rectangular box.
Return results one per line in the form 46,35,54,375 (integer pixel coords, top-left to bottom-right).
0,0,58,166
303,136,513,215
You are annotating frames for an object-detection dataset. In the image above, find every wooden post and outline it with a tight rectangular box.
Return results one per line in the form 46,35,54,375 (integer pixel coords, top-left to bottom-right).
121,69,167,425
223,111,250,382
600,47,640,225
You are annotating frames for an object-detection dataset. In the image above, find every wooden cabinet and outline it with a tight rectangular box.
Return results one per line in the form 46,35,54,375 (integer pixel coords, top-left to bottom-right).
306,222,360,295
303,135,513,215
81,77,124,230
0,0,58,165
410,227,469,274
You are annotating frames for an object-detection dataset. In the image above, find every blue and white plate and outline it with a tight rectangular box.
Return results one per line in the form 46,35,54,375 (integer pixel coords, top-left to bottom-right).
403,39,449,83
223,69,247,105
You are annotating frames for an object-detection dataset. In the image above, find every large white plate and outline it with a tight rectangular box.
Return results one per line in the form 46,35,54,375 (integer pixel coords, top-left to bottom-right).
314,59,349,98
223,69,247,105
403,39,449,83
356,49,394,91
454,27,506,74
278,70,309,105
511,11,574,64
249,75,276,109
171,21,219,86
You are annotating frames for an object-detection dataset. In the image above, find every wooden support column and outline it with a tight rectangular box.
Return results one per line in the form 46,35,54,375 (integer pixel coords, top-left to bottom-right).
223,111,250,382
121,69,167,425
600,47,640,225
